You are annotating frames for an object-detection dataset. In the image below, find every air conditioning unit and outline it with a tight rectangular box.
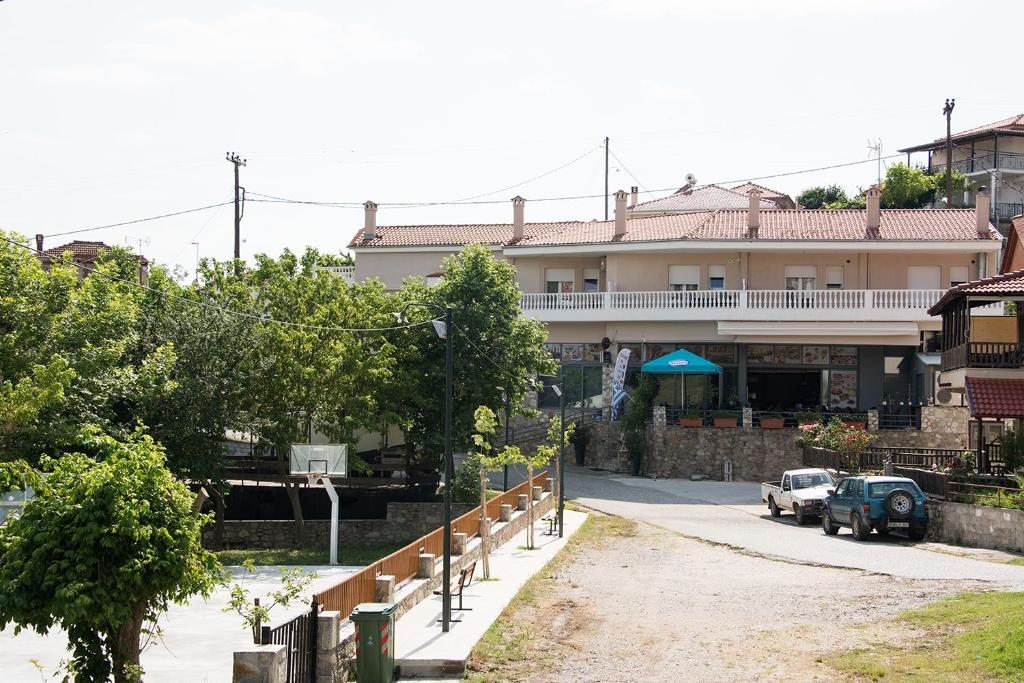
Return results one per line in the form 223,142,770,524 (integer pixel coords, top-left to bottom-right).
934,373,957,406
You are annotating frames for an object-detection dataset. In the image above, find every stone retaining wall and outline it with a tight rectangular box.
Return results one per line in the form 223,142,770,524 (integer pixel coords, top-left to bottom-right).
207,502,472,549
928,499,1024,554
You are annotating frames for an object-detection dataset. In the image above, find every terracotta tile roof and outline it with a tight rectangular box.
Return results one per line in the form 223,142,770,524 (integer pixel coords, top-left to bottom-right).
628,184,776,213
899,113,1024,152
40,240,149,265
348,221,581,248
514,208,998,247
351,209,998,250
965,377,1024,419
730,182,789,200
928,268,1024,315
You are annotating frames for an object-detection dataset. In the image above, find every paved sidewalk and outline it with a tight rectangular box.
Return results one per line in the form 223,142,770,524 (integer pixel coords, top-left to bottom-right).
0,565,358,683
395,509,587,678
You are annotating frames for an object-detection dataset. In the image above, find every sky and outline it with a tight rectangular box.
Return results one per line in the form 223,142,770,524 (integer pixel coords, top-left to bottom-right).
2,0,1023,276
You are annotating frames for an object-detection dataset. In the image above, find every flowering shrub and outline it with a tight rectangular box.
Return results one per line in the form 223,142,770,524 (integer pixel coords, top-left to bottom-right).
796,417,876,452
939,450,976,476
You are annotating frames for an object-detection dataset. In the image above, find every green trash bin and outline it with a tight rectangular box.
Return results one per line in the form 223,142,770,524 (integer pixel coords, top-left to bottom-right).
351,602,398,683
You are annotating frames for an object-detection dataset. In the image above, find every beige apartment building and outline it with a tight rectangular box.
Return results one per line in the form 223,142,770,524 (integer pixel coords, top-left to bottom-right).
349,187,1003,416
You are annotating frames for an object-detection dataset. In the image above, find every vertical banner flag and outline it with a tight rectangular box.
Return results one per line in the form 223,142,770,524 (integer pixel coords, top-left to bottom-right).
610,348,631,419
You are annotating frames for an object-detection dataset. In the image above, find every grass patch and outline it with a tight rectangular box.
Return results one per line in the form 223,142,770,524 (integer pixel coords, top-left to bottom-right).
216,543,401,567
1006,557,1024,566
465,512,634,682
827,592,1024,681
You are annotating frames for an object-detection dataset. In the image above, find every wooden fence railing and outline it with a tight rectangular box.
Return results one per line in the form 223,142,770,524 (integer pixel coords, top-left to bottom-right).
313,472,547,620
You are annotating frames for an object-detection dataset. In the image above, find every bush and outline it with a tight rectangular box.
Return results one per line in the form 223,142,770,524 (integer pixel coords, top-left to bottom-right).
451,451,482,505
712,410,738,418
1000,430,1024,472
796,416,876,452
794,411,822,424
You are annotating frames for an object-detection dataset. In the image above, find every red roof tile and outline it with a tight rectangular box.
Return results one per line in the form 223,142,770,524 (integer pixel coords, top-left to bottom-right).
40,240,149,264
730,182,790,200
899,113,1024,152
928,268,1024,315
1000,216,1024,274
350,208,999,249
628,184,777,213
965,377,1024,418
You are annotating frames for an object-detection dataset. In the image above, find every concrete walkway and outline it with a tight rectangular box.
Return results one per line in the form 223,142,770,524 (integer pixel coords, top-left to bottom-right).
395,509,587,678
0,565,358,683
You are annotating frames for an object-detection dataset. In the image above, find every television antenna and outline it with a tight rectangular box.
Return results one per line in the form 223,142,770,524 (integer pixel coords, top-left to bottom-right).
867,139,884,186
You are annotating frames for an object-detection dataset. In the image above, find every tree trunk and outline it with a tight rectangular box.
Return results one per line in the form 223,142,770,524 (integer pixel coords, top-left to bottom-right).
526,464,534,549
479,470,490,578
208,484,227,551
284,480,305,545
111,600,146,683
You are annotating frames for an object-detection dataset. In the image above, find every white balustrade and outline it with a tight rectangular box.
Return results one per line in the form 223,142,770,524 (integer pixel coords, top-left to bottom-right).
520,289,951,321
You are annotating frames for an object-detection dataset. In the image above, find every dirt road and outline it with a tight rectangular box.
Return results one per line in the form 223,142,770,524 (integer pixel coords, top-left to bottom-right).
468,513,997,682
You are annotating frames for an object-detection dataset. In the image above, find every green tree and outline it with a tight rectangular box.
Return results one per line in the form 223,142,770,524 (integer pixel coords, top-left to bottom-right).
387,244,555,466
797,184,850,209
0,428,221,682
468,405,508,578
881,163,935,208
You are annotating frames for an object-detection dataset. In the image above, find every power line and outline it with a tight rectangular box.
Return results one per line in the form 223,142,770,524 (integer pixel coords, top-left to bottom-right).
248,153,906,209
1,234,436,334
950,142,1024,198
42,201,234,238
609,149,652,197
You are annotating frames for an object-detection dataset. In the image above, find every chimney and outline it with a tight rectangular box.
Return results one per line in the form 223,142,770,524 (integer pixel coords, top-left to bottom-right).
976,186,991,233
512,195,525,241
35,234,44,252
362,200,377,241
630,186,638,207
866,184,881,230
614,189,628,236
747,189,761,230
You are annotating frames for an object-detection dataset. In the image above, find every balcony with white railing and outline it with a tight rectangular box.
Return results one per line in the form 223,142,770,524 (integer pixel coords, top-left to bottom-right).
520,289,1004,322
320,265,356,284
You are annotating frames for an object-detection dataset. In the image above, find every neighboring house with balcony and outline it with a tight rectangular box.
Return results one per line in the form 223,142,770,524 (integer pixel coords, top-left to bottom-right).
349,187,1002,415
899,113,1024,226
928,268,1024,465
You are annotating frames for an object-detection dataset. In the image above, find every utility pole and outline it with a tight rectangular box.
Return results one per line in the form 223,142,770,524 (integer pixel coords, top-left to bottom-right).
226,152,247,263
867,139,883,187
604,137,610,221
943,99,955,207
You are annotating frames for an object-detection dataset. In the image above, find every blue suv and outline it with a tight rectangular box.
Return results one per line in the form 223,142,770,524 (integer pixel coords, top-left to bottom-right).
822,476,929,542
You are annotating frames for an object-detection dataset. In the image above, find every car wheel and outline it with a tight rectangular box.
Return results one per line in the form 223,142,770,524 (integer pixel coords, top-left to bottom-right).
794,504,807,525
768,497,781,518
822,510,839,535
851,512,870,541
908,527,927,542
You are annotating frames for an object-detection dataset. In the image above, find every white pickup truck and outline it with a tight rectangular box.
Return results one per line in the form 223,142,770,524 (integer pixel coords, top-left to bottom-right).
761,468,836,525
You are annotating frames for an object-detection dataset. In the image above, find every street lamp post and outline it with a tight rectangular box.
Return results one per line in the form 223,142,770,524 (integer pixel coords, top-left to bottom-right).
558,363,566,538
400,302,454,632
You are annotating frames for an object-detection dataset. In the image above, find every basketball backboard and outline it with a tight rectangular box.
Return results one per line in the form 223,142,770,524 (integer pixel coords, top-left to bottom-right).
289,444,348,478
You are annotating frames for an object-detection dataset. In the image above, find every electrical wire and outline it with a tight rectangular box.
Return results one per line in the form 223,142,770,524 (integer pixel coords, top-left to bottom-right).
248,153,906,209
949,142,1024,198
2,234,436,334
609,149,652,198
43,201,235,238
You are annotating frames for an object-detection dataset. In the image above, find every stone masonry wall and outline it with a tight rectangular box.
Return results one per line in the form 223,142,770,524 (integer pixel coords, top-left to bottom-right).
929,499,1024,554
206,502,472,550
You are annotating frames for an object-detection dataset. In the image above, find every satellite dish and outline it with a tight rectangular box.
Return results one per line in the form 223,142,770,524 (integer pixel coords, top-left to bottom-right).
685,173,697,185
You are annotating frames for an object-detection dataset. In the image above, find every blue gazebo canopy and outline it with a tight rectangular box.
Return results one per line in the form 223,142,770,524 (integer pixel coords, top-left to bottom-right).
641,348,721,375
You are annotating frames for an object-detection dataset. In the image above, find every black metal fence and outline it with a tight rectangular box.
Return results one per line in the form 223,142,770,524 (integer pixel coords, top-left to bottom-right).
261,600,318,683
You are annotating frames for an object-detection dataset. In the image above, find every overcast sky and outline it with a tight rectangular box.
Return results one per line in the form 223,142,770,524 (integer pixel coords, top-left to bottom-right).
2,1,1022,275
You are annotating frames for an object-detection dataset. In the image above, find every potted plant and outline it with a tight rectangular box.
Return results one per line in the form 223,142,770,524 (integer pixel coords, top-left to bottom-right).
680,409,703,428
759,412,785,429
794,411,822,427
570,424,591,466
712,410,738,428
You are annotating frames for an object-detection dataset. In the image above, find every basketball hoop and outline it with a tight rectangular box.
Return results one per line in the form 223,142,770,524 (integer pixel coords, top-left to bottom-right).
305,471,324,486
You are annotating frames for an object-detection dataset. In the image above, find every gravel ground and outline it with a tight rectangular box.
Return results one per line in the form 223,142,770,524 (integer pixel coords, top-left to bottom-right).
506,518,996,683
